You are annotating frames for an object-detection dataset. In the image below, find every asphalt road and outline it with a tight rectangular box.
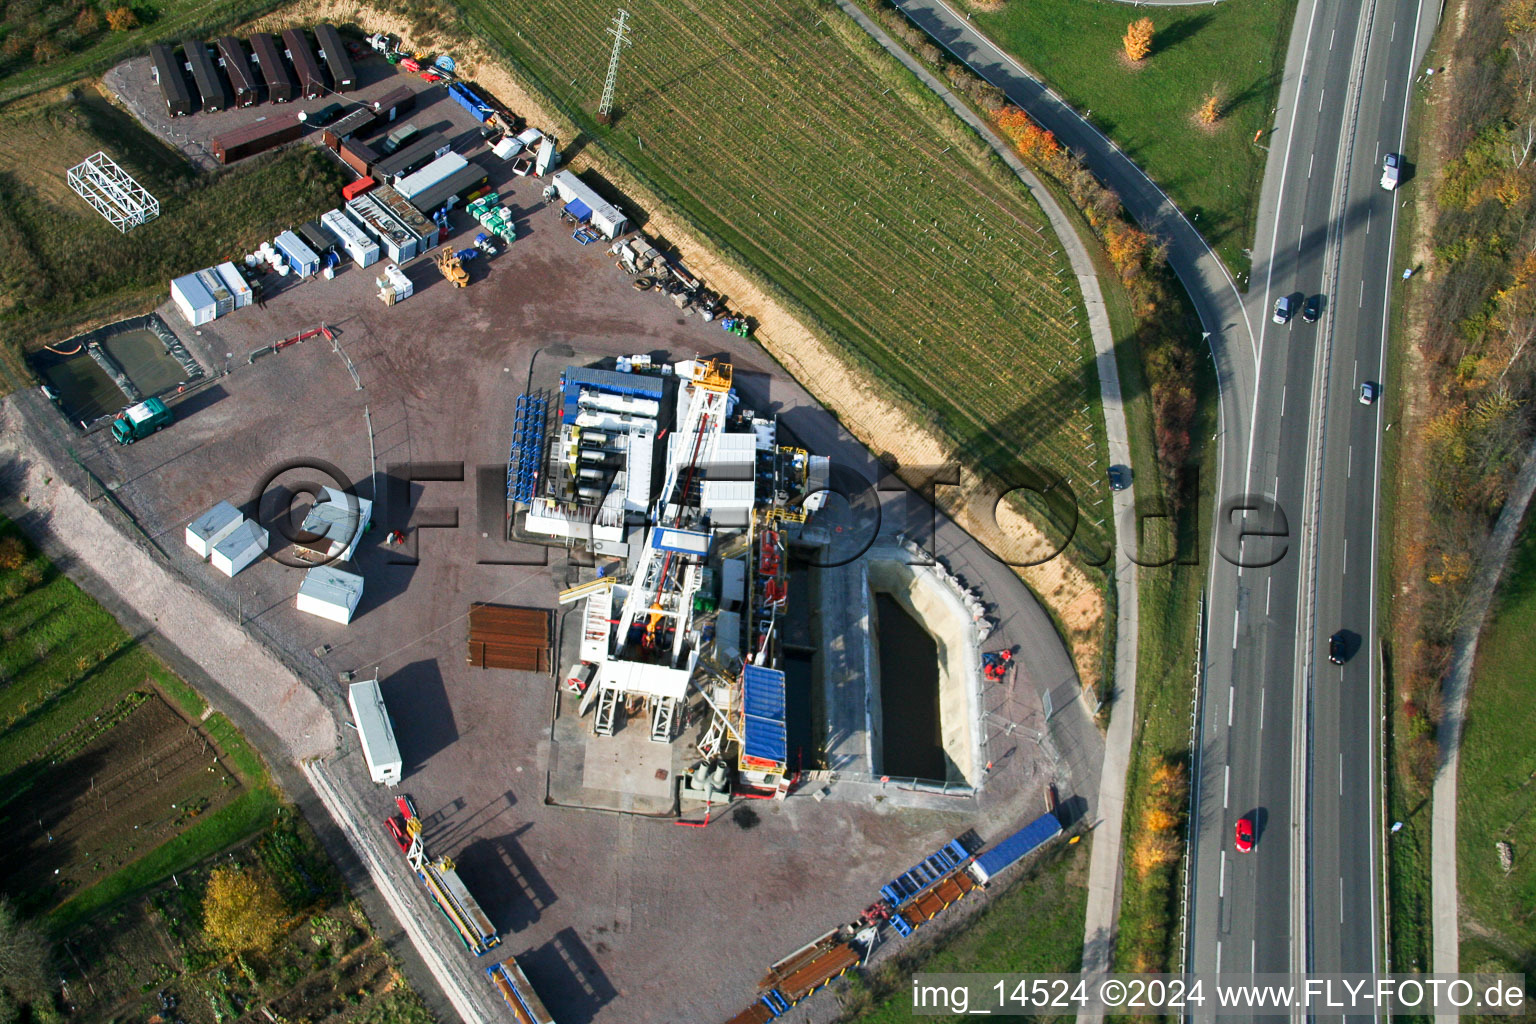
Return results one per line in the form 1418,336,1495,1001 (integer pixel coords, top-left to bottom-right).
1188,0,1438,1007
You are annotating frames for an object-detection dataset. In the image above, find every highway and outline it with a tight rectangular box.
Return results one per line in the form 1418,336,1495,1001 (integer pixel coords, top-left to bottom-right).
1188,0,1439,1003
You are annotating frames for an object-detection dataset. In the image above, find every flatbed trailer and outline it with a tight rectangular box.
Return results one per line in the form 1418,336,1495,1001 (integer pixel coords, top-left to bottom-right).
486,956,556,1024
897,869,976,931
417,856,499,955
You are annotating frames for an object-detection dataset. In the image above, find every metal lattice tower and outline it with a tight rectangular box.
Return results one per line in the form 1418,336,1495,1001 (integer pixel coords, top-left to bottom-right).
598,8,631,120
66,151,160,233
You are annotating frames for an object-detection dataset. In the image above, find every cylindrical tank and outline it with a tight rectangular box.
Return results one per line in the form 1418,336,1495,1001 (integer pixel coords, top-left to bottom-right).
710,762,730,789
244,253,258,267
693,763,710,787
578,467,604,481
579,431,609,446
276,263,291,277
577,486,603,502
579,448,607,463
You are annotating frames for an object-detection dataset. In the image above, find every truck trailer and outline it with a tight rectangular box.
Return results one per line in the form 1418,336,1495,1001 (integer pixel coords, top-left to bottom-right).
248,33,296,102
417,854,499,955
282,28,326,99
347,678,402,785
485,957,556,1024
313,24,356,92
393,151,469,200
215,37,260,107
408,162,490,215
969,811,1062,885
182,39,232,113
149,43,194,116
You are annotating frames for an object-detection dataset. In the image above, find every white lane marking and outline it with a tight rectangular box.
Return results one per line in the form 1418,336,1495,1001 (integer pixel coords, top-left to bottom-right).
1308,152,1315,178
1367,206,1372,233
1281,385,1288,417
1299,222,1307,251
1266,576,1273,615
1344,539,1349,575
1359,280,1365,306
1228,685,1235,727
1260,688,1266,729
1275,475,1280,496
1348,445,1353,477
1233,610,1241,649
1392,20,1397,41
1224,765,1231,808
1353,359,1359,385
1383,78,1389,100
1319,88,1326,112
1221,851,1228,897
1329,28,1336,49
1217,939,1223,972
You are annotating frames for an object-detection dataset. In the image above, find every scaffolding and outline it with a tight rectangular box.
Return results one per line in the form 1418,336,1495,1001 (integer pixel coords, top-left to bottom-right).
66,152,160,233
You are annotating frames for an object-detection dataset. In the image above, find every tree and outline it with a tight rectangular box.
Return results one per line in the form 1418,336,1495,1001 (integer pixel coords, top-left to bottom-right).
1123,17,1153,63
0,536,26,570
105,7,140,32
1197,89,1222,126
0,897,49,1003
202,866,288,955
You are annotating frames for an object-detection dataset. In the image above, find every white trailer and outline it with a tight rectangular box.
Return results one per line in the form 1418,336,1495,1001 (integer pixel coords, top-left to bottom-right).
186,500,243,558
321,208,380,268
170,272,218,325
550,170,626,239
210,519,267,577
214,262,253,308
347,678,403,785
393,151,468,199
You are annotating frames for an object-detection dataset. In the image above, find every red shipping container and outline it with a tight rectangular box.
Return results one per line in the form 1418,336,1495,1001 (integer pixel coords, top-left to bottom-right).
342,176,376,200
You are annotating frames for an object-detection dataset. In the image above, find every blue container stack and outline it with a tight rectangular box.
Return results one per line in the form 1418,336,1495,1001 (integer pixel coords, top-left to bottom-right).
508,393,548,503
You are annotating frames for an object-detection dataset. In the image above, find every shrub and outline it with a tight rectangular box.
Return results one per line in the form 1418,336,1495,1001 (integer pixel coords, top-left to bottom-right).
1123,17,1153,63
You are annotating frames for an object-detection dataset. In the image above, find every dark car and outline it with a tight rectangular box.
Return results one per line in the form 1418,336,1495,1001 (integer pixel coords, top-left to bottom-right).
1235,816,1255,853
1273,295,1295,324
1328,632,1346,665
1303,295,1322,323
1108,465,1131,491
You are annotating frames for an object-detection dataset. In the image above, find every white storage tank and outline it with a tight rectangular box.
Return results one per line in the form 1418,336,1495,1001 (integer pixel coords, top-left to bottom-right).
347,678,403,786
210,519,267,577
185,500,243,559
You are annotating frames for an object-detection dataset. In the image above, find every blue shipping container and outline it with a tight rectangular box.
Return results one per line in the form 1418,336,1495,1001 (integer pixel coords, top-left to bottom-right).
971,812,1062,884
449,82,494,123
274,230,321,278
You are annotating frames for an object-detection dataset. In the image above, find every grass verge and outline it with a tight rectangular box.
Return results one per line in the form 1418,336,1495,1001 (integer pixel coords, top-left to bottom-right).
970,0,1297,280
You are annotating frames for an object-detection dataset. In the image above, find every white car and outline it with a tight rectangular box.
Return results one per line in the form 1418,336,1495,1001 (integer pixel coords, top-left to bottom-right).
1359,381,1380,405
1380,153,1401,191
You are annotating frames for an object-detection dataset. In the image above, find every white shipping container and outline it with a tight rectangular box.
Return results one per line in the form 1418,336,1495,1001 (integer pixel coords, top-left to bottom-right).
215,262,253,308
393,151,468,199
171,272,218,325
185,500,243,558
210,520,267,577
296,565,364,624
348,679,403,785
321,209,380,268
550,170,626,239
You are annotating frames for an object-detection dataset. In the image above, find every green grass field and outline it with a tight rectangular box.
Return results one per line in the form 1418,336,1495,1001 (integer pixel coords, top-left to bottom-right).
1455,519,1536,970
456,0,1108,549
0,0,284,105
839,839,1087,1022
0,91,344,381
0,518,275,928
972,0,1297,279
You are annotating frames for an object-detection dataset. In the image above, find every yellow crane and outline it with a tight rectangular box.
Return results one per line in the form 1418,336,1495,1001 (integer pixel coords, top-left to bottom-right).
433,245,468,288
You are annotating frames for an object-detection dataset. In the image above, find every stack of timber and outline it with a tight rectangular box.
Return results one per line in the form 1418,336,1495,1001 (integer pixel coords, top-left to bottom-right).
467,603,551,672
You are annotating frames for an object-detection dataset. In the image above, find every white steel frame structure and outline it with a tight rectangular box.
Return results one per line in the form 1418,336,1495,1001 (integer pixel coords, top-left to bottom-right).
66,151,160,233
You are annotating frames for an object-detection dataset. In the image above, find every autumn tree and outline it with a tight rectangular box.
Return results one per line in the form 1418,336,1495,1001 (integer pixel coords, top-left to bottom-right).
105,6,140,32
0,536,26,570
1197,89,1222,126
0,897,49,1004
1123,17,1153,63
202,866,288,955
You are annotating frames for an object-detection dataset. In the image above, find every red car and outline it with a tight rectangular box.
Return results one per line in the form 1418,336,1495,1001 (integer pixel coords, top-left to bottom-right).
1235,816,1256,853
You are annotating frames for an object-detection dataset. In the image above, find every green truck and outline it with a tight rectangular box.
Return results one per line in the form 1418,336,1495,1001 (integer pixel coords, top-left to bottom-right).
112,397,172,445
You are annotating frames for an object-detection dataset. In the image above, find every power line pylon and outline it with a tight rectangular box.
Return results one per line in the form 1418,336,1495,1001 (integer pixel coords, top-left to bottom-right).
598,8,631,124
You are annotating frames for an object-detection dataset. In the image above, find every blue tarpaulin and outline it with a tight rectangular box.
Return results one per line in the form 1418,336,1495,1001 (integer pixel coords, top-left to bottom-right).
971,812,1062,883
741,664,787,768
564,198,592,222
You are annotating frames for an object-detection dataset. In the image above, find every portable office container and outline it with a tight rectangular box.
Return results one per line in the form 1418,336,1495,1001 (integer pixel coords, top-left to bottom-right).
281,28,325,99
348,678,402,785
393,152,468,200
371,85,416,122
274,230,321,277
211,520,267,577
373,185,434,240
299,219,338,258
297,565,364,624
210,114,302,163
182,40,231,113
170,273,217,325
551,170,627,239
347,192,425,263
340,138,379,176
248,33,296,103
194,267,235,317
321,208,380,268
374,132,449,182
324,106,375,143
313,24,356,92
149,43,194,116
407,161,490,215
215,262,253,308
186,501,243,558
216,37,259,107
